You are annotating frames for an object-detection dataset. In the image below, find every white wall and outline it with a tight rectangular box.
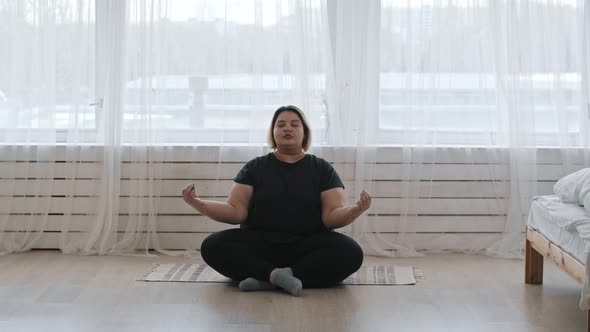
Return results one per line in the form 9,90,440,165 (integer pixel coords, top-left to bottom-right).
1,145,582,251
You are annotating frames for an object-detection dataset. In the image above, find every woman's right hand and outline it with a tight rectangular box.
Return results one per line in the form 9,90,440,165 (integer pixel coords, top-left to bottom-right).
182,184,204,211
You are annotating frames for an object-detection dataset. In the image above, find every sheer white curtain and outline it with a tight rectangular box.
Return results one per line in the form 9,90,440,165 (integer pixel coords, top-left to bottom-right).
0,0,166,255
0,0,331,255
323,0,421,256
487,0,589,256
0,0,96,255
1,0,588,257
377,0,505,254
378,0,589,256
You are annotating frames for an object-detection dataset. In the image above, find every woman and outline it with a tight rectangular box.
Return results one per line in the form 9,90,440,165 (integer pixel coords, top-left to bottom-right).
181,105,371,296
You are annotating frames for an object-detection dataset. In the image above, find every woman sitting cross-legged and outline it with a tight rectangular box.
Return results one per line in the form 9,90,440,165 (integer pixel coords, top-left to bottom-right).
181,105,371,296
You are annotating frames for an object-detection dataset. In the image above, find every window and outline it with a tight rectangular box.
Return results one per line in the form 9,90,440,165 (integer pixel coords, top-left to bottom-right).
0,0,586,146
0,1,96,132
121,0,328,143
378,0,584,146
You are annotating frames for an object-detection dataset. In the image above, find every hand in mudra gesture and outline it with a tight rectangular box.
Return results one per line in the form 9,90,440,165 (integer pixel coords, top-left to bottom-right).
354,190,372,214
182,184,204,210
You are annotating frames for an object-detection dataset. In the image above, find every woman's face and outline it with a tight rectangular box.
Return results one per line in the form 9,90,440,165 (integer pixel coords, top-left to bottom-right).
273,111,305,150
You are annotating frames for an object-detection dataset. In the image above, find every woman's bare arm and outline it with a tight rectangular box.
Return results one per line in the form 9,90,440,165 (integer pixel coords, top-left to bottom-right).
321,188,372,229
181,183,252,224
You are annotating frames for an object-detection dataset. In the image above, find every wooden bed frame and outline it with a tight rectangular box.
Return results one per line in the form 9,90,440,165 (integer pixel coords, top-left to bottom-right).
525,226,588,331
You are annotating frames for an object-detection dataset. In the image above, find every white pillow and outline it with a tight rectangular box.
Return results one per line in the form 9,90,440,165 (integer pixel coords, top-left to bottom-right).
581,179,590,215
553,168,590,204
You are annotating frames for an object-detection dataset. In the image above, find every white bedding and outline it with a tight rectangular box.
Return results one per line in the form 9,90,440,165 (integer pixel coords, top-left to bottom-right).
527,195,590,309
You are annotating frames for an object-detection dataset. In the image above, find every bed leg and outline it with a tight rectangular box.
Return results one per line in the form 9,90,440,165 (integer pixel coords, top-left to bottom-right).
525,238,543,284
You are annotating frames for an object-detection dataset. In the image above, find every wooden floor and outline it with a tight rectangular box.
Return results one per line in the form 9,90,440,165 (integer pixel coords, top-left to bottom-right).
0,251,586,332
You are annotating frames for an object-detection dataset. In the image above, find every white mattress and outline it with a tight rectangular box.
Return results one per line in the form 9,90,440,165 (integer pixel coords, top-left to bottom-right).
528,195,590,310
527,195,590,263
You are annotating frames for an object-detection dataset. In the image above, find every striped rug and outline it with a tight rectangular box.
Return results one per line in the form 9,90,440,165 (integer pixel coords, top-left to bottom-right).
138,264,424,285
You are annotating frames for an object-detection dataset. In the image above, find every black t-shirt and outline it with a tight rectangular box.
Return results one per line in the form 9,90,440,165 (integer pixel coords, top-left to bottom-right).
234,152,344,242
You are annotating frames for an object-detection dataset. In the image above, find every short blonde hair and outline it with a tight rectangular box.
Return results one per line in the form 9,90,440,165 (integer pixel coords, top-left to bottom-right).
268,105,312,151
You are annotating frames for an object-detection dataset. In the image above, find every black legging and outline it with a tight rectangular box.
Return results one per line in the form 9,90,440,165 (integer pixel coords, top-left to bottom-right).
200,228,363,288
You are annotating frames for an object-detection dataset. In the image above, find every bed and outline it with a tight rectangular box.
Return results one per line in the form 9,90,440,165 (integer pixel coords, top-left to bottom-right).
525,195,590,331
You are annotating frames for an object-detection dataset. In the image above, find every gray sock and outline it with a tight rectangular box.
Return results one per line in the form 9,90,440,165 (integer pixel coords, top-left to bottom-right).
238,278,274,292
270,267,302,296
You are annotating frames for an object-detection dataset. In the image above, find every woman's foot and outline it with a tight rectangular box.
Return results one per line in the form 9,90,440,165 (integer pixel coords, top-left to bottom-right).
238,278,274,292
270,267,302,296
